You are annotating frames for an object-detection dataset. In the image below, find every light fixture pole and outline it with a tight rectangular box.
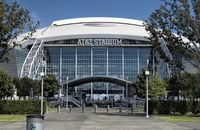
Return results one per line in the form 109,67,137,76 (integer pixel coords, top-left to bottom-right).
126,76,129,108
66,76,69,110
40,72,45,115
126,76,128,100
145,59,149,118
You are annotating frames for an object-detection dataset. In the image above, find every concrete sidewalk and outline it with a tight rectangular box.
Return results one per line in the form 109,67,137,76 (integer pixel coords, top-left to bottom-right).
44,108,190,130
0,108,199,130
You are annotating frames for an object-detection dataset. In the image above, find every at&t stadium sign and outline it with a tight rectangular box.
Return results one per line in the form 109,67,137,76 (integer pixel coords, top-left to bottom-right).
77,38,122,46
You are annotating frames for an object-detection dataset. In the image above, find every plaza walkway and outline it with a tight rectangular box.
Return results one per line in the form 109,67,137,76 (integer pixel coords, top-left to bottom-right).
0,107,199,130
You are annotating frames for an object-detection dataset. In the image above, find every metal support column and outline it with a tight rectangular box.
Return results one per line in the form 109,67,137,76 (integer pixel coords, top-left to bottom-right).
137,48,140,74
122,87,124,99
106,47,109,95
60,48,63,97
122,47,124,79
66,76,69,110
91,48,93,99
75,48,77,79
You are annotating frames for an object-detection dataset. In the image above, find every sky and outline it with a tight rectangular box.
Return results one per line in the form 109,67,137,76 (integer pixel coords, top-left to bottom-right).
14,0,163,28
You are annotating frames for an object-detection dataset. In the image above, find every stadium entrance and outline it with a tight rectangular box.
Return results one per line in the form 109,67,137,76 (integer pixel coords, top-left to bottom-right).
62,76,132,100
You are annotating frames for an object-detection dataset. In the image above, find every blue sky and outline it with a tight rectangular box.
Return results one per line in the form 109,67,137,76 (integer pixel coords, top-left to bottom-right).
15,0,163,28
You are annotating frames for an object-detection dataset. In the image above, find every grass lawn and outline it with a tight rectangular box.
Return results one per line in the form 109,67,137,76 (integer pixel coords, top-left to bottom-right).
47,107,58,113
152,115,200,122
0,114,26,122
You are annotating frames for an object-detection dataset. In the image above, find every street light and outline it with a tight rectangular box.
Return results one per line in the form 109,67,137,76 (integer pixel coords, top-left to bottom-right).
66,76,69,110
126,76,128,98
126,76,128,102
145,60,149,118
40,72,45,115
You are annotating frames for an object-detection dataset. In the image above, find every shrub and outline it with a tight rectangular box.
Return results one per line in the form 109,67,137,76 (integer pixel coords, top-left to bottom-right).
0,100,47,114
190,101,200,114
177,101,188,115
157,100,171,114
148,100,158,114
148,100,190,115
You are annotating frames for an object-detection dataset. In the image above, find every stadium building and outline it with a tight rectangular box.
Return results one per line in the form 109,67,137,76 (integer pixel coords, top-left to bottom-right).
5,17,170,101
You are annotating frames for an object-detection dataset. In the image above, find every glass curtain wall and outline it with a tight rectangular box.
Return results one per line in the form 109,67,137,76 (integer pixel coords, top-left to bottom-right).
46,46,151,95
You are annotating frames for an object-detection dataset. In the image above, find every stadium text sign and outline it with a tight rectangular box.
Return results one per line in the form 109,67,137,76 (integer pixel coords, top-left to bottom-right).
77,38,122,46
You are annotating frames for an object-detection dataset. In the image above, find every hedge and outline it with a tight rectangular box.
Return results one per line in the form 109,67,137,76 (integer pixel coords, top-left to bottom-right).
148,100,199,115
0,100,47,114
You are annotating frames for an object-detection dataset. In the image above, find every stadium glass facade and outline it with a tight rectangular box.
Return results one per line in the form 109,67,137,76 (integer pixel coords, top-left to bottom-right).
18,17,171,99
44,39,151,96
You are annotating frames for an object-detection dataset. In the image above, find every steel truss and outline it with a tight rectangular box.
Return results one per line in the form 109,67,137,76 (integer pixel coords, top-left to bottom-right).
159,38,173,77
20,40,44,79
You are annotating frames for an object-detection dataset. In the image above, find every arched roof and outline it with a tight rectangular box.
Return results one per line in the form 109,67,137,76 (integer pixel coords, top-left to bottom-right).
62,76,132,88
51,17,144,26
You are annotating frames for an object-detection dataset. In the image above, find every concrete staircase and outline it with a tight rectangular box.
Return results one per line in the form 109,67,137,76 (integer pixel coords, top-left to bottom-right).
63,95,81,108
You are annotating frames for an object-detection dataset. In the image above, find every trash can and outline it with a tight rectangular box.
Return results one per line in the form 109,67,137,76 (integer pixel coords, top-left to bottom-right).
26,115,45,130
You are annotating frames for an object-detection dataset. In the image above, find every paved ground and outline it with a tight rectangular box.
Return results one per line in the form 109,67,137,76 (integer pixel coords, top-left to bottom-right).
0,107,199,130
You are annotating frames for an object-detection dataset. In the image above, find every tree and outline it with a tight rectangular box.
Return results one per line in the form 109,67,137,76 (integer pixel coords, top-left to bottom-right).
148,74,167,97
133,71,146,98
146,0,200,72
0,0,39,62
0,69,14,99
179,71,200,101
167,74,182,100
13,77,22,96
133,70,167,98
14,77,40,99
167,71,200,101
43,75,60,98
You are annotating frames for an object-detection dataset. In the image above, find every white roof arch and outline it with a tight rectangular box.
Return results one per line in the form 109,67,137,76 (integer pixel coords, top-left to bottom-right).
51,17,144,26
20,17,150,46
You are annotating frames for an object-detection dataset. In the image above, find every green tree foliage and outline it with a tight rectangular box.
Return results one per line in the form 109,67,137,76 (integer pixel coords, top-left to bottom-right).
133,70,167,98
0,0,39,62
167,71,200,101
13,77,40,98
134,71,146,98
146,0,200,72
179,72,200,101
148,74,167,97
43,75,60,98
13,75,60,98
0,69,14,98
167,74,182,99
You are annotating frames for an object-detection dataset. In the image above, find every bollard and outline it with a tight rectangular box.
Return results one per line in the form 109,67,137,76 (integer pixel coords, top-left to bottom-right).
46,106,48,114
26,115,45,130
119,105,122,113
131,105,134,115
107,105,109,113
57,105,61,113
69,105,72,113
94,104,97,113
82,104,85,113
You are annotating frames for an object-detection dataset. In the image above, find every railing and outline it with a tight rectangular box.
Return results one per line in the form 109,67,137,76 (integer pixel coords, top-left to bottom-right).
71,97,81,108
65,95,81,108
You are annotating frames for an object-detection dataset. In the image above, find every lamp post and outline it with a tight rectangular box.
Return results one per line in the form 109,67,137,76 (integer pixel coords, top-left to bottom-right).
145,70,149,118
126,76,129,108
40,72,45,115
126,76,128,100
66,76,69,110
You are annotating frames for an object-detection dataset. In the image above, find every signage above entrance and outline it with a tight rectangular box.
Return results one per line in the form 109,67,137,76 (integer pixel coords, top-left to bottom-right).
77,38,122,46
